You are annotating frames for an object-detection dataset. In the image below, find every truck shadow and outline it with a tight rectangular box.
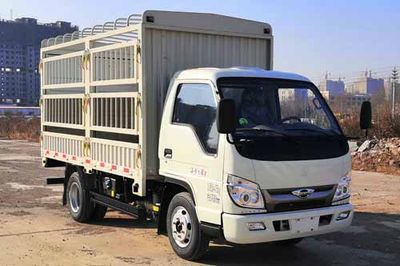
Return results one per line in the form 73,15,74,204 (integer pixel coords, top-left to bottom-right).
88,211,399,265
200,211,400,266
90,210,157,229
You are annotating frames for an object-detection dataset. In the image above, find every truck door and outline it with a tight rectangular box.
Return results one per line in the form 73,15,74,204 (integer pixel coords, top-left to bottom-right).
159,81,223,225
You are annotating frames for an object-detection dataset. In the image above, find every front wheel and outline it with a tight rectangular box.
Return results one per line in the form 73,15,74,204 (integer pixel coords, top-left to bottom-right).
167,192,209,261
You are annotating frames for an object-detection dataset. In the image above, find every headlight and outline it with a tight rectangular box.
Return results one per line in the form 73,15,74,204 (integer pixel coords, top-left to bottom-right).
227,175,265,209
332,173,351,205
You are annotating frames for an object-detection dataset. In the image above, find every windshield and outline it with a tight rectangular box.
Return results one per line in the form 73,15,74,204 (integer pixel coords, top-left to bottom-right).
217,77,348,161
218,77,342,136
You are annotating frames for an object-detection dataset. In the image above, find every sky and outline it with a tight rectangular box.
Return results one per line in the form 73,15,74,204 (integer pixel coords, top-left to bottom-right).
1,0,399,82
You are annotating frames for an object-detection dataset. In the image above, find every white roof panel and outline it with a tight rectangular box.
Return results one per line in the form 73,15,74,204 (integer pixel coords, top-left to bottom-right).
176,67,311,82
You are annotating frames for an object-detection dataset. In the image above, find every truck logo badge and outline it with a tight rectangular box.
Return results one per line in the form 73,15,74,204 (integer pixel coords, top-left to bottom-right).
291,188,315,198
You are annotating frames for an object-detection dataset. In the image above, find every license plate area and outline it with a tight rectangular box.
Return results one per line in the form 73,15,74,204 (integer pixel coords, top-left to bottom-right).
290,216,319,233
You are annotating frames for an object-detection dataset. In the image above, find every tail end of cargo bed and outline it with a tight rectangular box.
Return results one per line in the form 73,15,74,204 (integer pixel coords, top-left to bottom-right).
46,177,65,185
43,158,66,168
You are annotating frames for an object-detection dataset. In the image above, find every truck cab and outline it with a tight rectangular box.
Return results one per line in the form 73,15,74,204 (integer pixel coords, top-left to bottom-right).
159,67,353,249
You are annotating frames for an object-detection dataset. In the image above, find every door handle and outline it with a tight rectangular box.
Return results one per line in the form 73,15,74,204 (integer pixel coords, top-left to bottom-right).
164,148,172,159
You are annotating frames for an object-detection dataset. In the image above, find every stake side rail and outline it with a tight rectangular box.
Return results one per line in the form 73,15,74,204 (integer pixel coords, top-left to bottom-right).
41,21,143,194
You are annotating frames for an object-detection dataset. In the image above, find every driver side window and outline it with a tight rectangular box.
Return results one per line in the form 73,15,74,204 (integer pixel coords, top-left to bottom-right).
172,83,218,154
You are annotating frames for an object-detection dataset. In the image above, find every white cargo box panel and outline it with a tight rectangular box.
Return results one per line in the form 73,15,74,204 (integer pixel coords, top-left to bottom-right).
40,10,273,197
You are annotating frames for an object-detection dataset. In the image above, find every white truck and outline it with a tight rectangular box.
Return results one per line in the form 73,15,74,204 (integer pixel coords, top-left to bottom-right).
40,10,371,260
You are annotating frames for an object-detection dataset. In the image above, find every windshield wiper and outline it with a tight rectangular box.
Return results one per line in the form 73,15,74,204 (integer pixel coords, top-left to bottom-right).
285,127,338,137
236,128,290,137
234,128,300,144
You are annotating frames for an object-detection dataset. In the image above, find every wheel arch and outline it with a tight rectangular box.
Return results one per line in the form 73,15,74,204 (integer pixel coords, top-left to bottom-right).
157,177,196,234
63,164,95,205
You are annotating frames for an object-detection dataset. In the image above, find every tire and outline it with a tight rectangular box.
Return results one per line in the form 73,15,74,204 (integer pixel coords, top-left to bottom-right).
91,204,108,221
66,172,94,222
167,192,209,261
276,237,304,246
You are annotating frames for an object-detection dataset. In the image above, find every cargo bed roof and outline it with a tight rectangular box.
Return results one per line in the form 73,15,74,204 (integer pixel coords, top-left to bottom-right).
41,10,272,49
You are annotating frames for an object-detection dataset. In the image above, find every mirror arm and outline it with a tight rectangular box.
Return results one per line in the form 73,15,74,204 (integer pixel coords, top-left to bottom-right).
345,136,359,141
226,133,235,144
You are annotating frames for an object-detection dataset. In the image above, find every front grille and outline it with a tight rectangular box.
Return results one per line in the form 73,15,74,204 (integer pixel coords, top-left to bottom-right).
267,185,334,195
262,185,336,213
273,199,329,212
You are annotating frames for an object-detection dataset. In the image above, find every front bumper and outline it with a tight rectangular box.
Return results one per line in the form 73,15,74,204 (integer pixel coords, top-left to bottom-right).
222,204,353,244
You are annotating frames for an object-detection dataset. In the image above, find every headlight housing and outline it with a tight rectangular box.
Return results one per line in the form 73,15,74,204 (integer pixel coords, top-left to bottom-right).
227,175,265,209
332,173,351,205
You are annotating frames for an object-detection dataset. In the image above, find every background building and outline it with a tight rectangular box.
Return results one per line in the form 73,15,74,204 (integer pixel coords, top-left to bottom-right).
326,93,371,114
279,88,309,102
345,72,384,95
0,17,77,105
319,77,345,96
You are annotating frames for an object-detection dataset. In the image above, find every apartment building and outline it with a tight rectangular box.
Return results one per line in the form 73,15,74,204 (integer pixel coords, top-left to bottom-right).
0,17,77,105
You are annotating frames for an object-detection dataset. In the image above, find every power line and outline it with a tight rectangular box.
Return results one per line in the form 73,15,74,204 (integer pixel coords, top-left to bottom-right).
316,65,399,83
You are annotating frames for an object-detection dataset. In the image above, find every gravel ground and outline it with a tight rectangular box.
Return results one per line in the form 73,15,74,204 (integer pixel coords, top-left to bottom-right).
0,139,399,265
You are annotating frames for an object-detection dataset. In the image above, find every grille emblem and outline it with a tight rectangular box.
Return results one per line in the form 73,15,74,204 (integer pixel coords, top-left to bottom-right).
291,188,315,198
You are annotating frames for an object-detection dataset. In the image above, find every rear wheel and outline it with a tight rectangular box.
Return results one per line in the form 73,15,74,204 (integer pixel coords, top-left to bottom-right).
167,192,209,261
66,172,94,222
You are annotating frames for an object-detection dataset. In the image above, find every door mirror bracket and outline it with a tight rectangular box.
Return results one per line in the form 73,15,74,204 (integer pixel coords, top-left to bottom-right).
226,134,235,144
217,99,236,134
360,101,372,137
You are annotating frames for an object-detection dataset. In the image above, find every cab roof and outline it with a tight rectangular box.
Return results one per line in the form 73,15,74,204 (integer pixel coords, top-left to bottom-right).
175,67,311,83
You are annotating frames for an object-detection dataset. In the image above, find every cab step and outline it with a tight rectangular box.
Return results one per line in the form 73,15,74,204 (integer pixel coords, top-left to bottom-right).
89,191,144,219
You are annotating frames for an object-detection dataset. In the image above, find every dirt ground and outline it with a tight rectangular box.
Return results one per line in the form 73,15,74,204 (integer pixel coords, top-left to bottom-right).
0,139,399,266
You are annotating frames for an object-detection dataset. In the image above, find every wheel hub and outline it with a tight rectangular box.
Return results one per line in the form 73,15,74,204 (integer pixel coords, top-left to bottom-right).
69,182,81,213
171,206,192,248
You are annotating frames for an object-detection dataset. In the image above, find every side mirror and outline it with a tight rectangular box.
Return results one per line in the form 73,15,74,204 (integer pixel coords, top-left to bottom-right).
217,99,236,134
360,101,372,130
